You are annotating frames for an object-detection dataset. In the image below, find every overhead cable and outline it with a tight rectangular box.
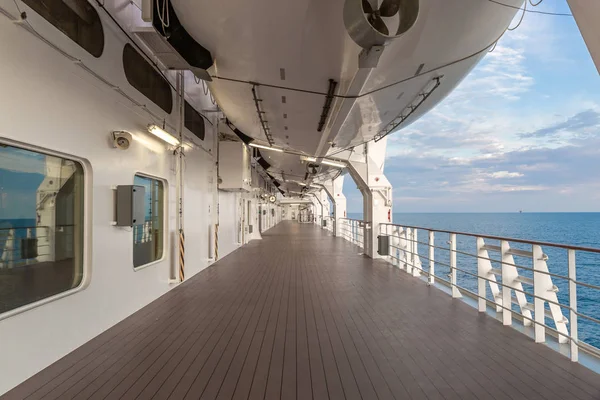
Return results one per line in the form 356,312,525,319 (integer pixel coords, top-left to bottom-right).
486,0,572,16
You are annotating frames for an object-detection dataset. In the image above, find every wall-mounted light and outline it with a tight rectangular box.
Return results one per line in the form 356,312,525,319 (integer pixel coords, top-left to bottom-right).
249,143,284,152
300,156,317,162
321,160,346,168
147,124,180,146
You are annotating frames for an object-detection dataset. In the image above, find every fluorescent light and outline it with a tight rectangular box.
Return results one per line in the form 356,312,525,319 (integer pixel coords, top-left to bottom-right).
301,155,344,168
321,159,346,168
147,124,179,145
249,143,284,152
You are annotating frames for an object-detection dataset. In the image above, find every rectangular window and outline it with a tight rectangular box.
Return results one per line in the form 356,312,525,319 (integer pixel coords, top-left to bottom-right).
133,175,164,268
0,144,84,315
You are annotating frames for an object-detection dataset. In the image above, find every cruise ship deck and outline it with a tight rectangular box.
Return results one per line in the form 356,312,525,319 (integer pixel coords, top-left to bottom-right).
3,222,599,400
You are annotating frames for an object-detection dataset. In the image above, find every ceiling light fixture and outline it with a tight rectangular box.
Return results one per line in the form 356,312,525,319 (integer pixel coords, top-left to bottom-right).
300,155,345,168
249,143,284,152
147,124,180,146
321,160,346,168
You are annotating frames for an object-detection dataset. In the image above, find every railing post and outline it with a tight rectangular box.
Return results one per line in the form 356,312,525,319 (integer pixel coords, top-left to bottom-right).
5,228,15,269
412,228,420,277
392,226,399,267
405,228,413,275
385,224,391,261
568,249,578,362
428,231,435,285
501,240,512,326
533,245,546,343
476,237,486,312
450,233,461,298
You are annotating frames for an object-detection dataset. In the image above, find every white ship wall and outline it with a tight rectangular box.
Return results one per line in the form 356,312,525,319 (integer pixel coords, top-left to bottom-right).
0,2,279,393
217,191,242,258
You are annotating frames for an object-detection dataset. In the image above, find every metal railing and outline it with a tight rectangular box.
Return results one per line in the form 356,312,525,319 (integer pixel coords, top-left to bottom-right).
339,218,365,249
321,216,334,232
379,222,600,362
0,226,51,268
298,214,314,223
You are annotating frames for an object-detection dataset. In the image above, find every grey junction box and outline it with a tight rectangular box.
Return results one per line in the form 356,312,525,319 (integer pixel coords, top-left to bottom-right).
116,185,145,227
377,235,390,256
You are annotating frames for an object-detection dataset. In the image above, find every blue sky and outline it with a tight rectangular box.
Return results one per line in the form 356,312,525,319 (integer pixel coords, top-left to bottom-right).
0,147,45,220
344,0,600,213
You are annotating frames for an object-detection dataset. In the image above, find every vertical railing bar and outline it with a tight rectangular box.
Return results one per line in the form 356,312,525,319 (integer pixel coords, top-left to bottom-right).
412,228,419,277
477,237,486,312
429,230,435,285
533,244,546,343
450,233,460,298
406,228,413,275
569,249,578,362
501,240,512,326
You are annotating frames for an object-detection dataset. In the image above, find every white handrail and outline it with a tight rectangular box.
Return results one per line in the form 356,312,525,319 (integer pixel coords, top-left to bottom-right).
379,222,600,363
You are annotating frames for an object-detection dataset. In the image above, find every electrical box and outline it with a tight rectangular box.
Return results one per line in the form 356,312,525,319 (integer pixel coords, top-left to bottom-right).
116,185,145,227
377,235,390,256
218,141,252,192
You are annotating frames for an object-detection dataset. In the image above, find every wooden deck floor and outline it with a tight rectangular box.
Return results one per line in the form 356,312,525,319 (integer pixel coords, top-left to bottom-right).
3,221,600,400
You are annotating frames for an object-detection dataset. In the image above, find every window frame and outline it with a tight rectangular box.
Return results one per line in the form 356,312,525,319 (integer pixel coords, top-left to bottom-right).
131,172,167,271
0,138,90,322
21,0,105,58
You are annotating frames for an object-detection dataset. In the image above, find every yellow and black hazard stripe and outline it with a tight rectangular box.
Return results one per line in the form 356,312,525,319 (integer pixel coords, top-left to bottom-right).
179,231,185,282
215,224,219,261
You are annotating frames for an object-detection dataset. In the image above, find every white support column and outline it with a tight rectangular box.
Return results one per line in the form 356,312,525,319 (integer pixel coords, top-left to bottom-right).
567,0,600,74
332,176,346,237
311,192,325,226
345,139,392,259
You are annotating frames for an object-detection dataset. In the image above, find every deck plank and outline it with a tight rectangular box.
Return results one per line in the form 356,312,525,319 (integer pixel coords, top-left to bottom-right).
3,221,600,400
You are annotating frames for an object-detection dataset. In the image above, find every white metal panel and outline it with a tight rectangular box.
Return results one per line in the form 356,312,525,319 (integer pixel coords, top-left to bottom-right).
216,191,241,258
219,141,251,191
0,6,222,394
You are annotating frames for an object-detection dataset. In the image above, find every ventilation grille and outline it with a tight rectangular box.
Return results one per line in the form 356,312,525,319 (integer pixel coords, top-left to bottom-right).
132,27,191,71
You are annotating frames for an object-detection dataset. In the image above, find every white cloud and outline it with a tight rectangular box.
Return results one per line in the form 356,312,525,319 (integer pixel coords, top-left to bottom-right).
487,171,524,179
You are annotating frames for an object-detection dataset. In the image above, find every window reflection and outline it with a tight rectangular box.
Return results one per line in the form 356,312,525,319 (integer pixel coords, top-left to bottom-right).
133,175,164,268
0,144,84,315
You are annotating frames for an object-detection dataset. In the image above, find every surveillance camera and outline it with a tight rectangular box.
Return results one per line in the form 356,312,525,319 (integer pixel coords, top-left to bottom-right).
112,131,132,150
